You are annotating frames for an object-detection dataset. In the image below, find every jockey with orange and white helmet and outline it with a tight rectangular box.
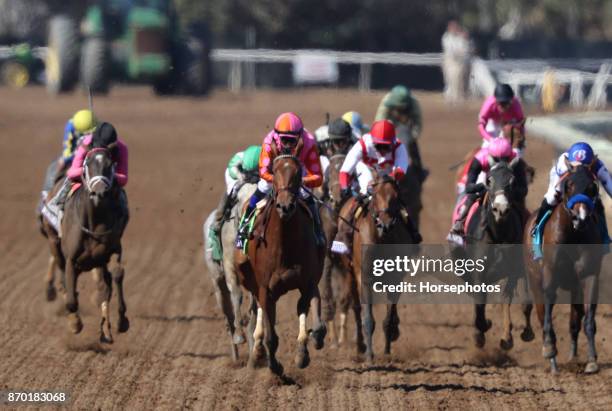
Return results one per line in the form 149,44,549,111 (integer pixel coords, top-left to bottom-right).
235,112,325,249
479,83,525,155
331,120,421,254
449,138,528,240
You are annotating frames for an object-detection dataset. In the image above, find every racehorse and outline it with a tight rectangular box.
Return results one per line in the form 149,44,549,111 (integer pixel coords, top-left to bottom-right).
235,155,326,375
524,160,604,374
318,154,363,349
460,158,532,350
41,147,129,342
203,182,256,361
338,174,420,362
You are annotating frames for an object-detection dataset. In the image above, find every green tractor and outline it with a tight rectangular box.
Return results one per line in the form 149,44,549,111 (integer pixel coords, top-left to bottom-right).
45,0,210,95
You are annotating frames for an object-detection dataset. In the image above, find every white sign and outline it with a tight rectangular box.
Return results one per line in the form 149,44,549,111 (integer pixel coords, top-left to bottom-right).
292,53,339,84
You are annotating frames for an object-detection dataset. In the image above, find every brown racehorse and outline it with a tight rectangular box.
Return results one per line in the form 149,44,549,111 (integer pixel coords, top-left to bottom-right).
319,154,364,349
41,148,129,342
235,155,326,375
524,160,604,374
338,174,420,362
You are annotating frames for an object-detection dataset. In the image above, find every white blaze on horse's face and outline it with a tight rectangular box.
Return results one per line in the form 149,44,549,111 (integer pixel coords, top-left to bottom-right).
492,191,510,221
572,203,590,230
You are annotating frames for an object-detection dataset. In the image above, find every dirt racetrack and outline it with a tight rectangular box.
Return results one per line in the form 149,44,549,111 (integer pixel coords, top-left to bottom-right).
1,86,612,410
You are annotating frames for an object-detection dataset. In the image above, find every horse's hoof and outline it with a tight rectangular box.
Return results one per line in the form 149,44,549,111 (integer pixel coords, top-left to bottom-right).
542,343,557,359
117,316,130,333
295,347,310,369
230,345,239,363
520,327,535,342
484,319,492,332
309,326,327,350
67,313,83,334
500,336,514,351
474,332,486,348
389,326,400,342
585,361,599,374
46,285,57,302
357,341,367,354
233,332,246,345
549,358,559,375
100,333,114,344
365,352,374,364
269,360,284,376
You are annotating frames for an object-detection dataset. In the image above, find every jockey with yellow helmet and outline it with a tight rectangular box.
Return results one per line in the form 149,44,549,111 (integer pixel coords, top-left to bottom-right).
235,112,325,249
41,109,98,201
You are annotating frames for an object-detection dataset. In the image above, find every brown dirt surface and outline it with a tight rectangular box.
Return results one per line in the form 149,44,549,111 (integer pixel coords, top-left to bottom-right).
1,86,611,410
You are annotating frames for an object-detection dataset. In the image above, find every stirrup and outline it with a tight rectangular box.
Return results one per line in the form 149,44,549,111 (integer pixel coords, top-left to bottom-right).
447,232,464,246
331,241,349,255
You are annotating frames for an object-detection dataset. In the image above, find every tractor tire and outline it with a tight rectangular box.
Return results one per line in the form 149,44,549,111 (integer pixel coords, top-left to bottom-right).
80,38,110,94
181,37,209,96
45,15,79,94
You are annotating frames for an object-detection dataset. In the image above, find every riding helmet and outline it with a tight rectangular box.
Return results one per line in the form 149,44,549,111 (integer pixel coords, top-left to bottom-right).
568,142,594,165
370,120,396,144
72,109,97,134
494,83,514,103
92,122,118,148
327,118,352,141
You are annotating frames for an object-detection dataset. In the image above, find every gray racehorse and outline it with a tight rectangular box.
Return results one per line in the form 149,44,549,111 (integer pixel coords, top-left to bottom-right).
203,183,256,361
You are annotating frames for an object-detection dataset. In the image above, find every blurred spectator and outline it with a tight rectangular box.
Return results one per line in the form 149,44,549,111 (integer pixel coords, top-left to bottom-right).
441,21,472,103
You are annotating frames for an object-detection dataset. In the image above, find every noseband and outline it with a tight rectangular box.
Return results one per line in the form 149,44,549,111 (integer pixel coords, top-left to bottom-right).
83,148,115,193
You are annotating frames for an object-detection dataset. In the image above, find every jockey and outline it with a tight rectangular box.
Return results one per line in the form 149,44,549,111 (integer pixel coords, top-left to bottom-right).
479,83,525,154
48,123,128,217
210,145,262,236
342,111,366,141
532,142,612,238
235,112,325,249
375,85,426,181
449,138,527,238
331,120,420,254
42,109,98,195
318,118,353,175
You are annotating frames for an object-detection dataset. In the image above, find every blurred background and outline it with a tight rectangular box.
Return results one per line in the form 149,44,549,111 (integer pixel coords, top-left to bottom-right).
0,0,610,110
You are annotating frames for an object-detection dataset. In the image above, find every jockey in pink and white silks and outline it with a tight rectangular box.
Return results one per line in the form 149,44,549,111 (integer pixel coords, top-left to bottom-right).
531,142,612,241
448,138,527,240
478,83,525,156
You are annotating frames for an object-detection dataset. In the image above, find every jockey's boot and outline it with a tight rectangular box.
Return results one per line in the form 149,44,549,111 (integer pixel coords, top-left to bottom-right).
331,197,361,255
235,188,266,250
449,194,476,237
530,198,555,236
211,191,232,236
305,195,326,246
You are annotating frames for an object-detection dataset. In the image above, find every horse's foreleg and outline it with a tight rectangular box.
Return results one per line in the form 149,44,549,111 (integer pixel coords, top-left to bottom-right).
500,303,514,350
45,255,57,302
569,303,584,361
110,253,129,333
99,268,113,344
520,303,535,342
350,277,365,354
247,301,265,369
474,304,491,348
65,260,82,334
225,262,245,345
584,303,598,373
295,291,311,369
542,303,558,373
246,294,257,353
362,303,375,363
262,298,282,375
309,286,326,350
383,304,400,355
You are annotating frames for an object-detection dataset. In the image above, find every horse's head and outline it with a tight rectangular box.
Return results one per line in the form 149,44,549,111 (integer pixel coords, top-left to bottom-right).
561,157,598,231
370,175,402,237
501,120,526,150
327,154,346,209
272,155,302,220
486,158,521,223
83,148,115,206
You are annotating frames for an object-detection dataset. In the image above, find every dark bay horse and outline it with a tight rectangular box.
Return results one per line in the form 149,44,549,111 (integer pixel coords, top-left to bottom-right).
339,174,420,362
461,158,532,350
235,155,326,375
41,147,129,342
319,154,360,347
524,160,604,374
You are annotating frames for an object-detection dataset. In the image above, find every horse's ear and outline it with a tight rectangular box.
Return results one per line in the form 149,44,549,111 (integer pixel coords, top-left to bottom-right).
293,137,304,157
487,154,495,167
270,141,279,160
509,156,520,168
563,155,574,172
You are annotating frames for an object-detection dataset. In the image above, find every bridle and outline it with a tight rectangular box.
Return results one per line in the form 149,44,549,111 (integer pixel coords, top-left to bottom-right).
272,155,302,200
369,178,401,233
83,148,115,193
